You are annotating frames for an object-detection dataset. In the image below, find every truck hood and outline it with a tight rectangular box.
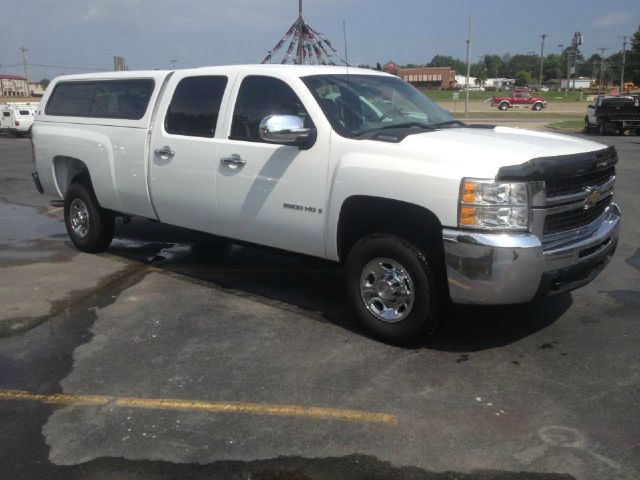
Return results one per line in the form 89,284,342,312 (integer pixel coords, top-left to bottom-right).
397,126,606,176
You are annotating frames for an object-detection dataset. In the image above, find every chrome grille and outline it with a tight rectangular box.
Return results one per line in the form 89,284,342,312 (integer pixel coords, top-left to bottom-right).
543,196,612,236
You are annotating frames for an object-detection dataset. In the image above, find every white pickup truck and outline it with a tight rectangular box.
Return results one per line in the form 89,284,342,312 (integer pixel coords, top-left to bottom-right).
31,65,620,342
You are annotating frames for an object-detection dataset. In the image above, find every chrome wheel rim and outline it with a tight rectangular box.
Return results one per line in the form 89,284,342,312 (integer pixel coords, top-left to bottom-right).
359,257,415,323
70,198,90,238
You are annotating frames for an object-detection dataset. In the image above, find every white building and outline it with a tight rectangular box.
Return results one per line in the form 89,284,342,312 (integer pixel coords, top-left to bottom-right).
455,74,477,86
0,74,29,97
485,78,515,89
560,77,593,90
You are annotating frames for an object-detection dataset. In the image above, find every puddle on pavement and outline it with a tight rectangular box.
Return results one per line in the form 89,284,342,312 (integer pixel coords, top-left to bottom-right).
0,200,67,261
601,290,640,308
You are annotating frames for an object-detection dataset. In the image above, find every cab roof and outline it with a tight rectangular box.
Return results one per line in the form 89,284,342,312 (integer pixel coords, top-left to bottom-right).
51,64,391,83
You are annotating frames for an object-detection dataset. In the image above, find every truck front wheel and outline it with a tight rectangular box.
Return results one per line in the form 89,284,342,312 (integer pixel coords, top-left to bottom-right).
532,102,543,111
64,182,115,253
344,234,441,343
597,121,607,135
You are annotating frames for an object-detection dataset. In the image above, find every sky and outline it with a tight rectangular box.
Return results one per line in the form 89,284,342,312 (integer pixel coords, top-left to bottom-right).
1,0,639,82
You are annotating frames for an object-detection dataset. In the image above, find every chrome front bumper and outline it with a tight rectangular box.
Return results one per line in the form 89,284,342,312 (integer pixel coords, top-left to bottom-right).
442,204,621,305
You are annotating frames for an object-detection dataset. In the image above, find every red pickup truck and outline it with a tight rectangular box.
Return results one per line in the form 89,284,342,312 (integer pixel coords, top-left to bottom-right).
491,91,547,111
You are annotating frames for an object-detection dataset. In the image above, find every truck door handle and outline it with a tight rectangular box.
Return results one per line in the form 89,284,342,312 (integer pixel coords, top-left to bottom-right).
154,146,175,159
221,154,246,167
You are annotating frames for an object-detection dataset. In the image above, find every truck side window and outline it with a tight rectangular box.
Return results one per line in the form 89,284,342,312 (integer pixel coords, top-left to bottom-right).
230,76,309,142
165,76,228,138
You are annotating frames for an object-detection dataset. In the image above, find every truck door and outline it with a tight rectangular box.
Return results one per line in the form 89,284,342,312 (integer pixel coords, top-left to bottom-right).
214,74,330,258
149,73,232,234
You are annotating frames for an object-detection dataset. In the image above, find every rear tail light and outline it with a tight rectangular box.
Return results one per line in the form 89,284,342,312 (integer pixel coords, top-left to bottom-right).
15,121,20,126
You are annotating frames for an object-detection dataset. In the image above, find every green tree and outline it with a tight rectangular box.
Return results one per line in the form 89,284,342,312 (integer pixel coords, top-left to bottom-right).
543,53,563,81
504,54,539,78
604,52,623,86
470,63,487,85
483,55,503,78
629,25,640,86
578,53,600,78
39,79,51,88
427,55,466,74
514,70,532,87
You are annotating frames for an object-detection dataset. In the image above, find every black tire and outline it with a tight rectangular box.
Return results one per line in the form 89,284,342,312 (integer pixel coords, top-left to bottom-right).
532,102,542,111
499,102,509,111
584,117,591,133
344,234,441,344
64,182,115,253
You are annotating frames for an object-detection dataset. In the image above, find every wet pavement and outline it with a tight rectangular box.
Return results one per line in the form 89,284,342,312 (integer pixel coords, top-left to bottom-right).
0,133,639,480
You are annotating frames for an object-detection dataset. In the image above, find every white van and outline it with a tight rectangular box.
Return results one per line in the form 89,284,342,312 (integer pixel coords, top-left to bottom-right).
0,102,39,136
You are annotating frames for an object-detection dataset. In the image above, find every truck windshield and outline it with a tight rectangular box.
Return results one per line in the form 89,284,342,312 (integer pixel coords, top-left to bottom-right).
301,74,454,138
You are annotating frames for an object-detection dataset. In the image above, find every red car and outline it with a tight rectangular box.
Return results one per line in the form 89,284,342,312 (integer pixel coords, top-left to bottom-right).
491,91,547,111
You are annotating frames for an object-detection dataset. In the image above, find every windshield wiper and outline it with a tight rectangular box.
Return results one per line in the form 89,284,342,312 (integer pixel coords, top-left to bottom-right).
431,120,466,128
352,122,435,137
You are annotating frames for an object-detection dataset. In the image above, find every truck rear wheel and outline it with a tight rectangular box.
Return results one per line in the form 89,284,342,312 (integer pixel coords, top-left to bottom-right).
64,182,115,253
344,234,441,343
499,102,509,111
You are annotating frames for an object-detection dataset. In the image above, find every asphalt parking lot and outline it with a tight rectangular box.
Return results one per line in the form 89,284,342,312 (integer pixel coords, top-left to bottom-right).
0,131,638,480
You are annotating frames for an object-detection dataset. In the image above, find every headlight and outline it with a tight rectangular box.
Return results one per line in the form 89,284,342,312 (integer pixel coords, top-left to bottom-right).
458,178,530,230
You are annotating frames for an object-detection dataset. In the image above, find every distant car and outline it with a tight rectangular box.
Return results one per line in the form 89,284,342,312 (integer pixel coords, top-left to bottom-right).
491,92,547,111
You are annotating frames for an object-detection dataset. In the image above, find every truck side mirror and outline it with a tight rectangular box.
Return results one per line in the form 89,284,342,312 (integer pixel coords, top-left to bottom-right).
259,115,315,148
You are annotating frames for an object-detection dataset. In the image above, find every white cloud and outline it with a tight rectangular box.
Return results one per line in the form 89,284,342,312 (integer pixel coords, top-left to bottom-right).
593,11,629,28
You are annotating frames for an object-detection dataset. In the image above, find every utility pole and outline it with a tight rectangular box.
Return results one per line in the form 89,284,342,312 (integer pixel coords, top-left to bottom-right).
619,36,628,92
565,45,571,96
558,44,564,56
597,47,608,93
20,47,29,86
572,32,582,91
564,32,582,95
464,15,471,116
295,0,304,64
538,34,547,92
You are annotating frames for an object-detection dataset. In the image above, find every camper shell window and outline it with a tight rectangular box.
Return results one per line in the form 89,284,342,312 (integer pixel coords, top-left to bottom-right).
45,79,154,119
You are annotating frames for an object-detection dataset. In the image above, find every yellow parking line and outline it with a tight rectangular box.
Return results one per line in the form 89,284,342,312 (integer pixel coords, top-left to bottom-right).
0,389,397,425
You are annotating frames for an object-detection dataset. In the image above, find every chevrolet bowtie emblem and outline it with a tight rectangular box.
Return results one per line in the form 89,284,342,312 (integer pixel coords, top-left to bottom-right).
584,187,601,209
